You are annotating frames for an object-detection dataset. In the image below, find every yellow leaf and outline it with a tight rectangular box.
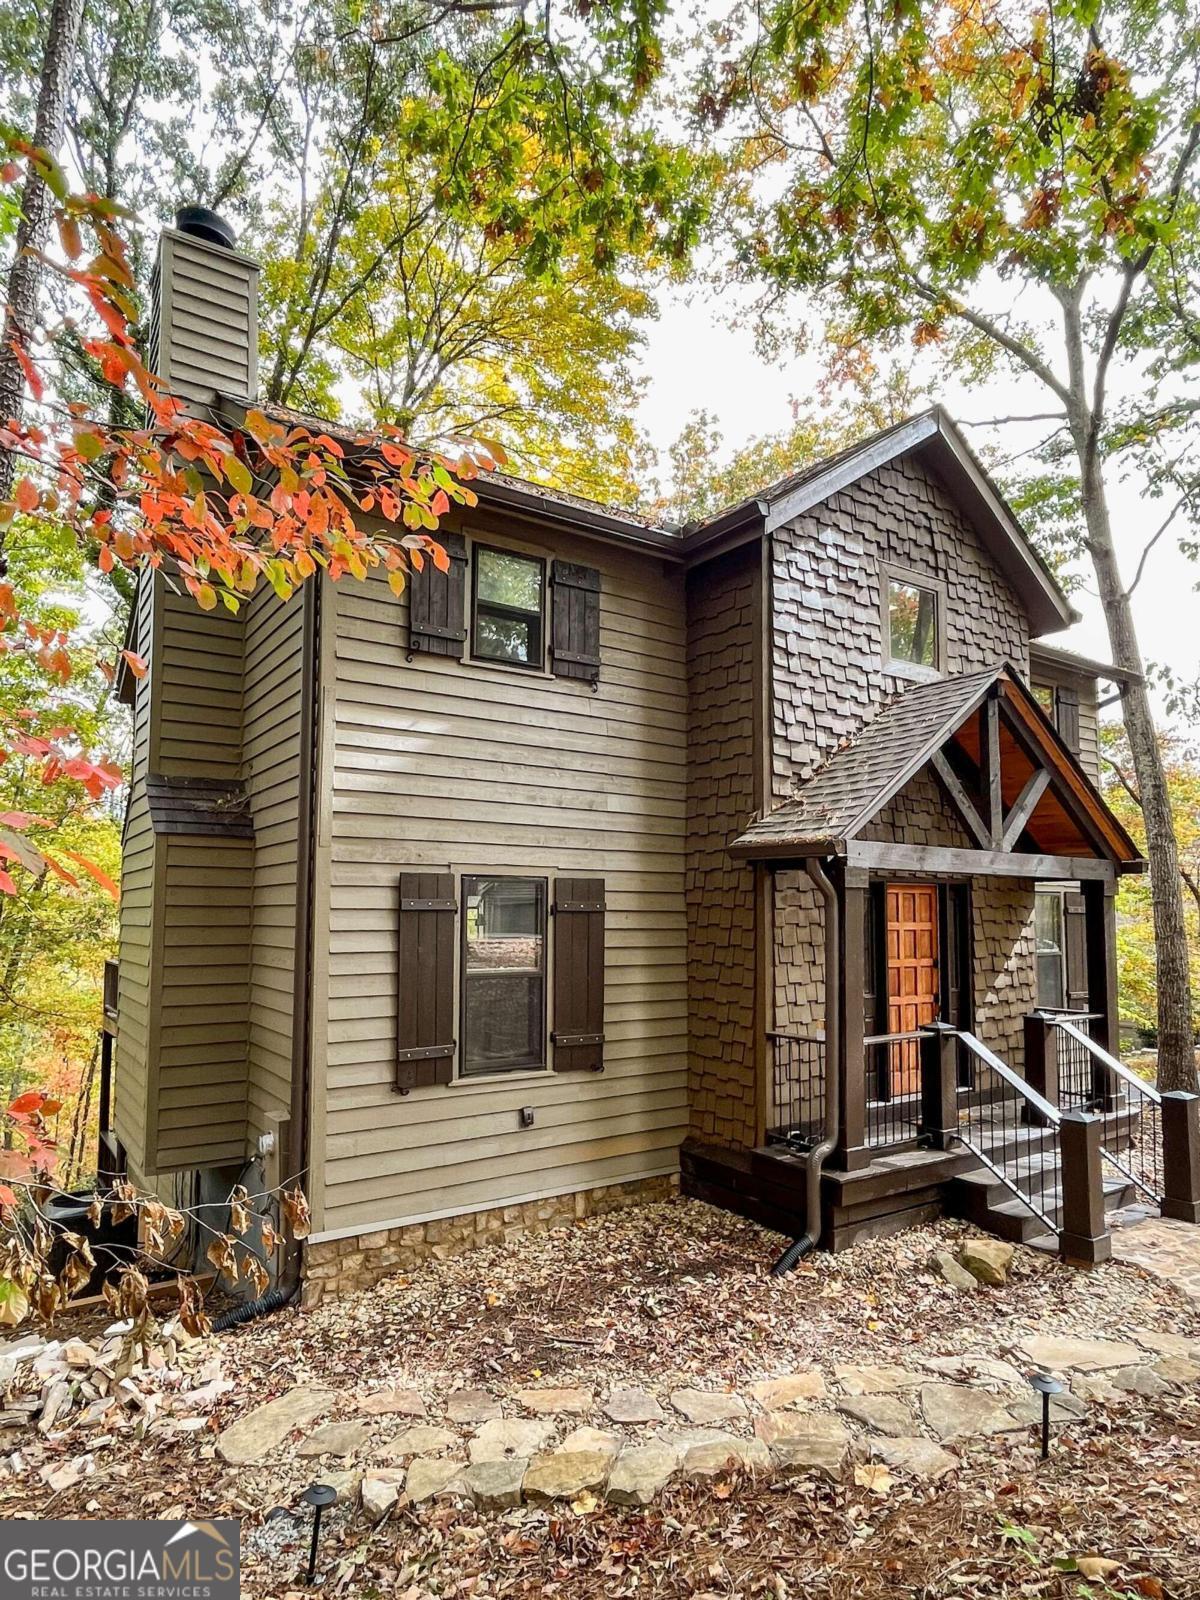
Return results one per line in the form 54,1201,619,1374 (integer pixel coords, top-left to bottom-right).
854,1463,892,1497
1077,1557,1122,1581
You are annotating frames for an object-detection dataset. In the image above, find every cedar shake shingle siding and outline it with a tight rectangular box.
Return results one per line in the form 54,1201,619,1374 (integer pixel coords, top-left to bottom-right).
685,545,761,1149
771,453,1030,799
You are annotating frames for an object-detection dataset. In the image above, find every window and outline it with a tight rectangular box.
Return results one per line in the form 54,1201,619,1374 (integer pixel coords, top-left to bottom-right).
1033,683,1056,716
461,876,546,1076
886,576,940,671
1035,889,1066,1011
471,546,544,667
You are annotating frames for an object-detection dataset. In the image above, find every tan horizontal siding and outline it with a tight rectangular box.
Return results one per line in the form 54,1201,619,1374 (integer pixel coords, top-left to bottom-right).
313,529,689,1237
242,586,305,1143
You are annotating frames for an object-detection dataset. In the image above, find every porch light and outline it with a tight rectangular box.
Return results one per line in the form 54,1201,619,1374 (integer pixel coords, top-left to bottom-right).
300,1482,337,1584
1026,1371,1065,1460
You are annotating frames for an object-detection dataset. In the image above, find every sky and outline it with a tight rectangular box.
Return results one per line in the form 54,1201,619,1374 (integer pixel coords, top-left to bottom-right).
634,276,1199,731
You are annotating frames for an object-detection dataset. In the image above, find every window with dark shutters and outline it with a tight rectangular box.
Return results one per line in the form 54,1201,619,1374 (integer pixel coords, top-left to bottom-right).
1055,686,1081,755
551,877,605,1071
396,871,457,1091
549,561,601,683
408,532,467,657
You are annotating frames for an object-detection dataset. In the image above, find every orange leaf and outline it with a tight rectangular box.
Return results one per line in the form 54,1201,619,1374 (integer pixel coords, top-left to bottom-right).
41,1098,62,1116
0,1185,15,1207
0,870,16,896
59,850,119,900
8,1092,44,1115
119,649,147,679
14,478,38,514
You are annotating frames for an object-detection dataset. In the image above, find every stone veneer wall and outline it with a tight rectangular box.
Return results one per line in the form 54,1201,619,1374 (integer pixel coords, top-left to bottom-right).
302,1173,679,1307
685,544,760,1151
771,767,1037,1119
771,453,1030,801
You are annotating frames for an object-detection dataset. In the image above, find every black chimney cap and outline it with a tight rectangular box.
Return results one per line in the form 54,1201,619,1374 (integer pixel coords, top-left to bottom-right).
174,206,237,250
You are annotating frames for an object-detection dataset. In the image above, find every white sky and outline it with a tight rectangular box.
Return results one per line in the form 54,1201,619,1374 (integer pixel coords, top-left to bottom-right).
635,278,1198,728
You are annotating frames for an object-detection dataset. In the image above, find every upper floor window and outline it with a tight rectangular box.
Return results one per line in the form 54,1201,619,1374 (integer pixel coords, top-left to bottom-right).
471,545,544,668
882,566,945,677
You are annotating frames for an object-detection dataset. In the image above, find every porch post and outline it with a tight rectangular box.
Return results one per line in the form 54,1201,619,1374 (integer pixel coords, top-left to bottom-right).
1058,1109,1112,1266
1161,1092,1200,1224
1083,876,1120,1108
919,1022,959,1150
1023,1013,1059,1124
834,864,871,1171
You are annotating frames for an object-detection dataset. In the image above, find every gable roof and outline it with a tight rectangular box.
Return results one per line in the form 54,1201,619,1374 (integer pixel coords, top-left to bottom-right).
729,665,1141,870
688,408,1074,634
216,397,1073,633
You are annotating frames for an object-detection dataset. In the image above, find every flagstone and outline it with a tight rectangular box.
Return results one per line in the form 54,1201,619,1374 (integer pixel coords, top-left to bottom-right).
216,1385,335,1466
468,1418,556,1463
870,1436,958,1480
920,1383,1022,1442
514,1387,592,1416
744,1371,826,1408
603,1387,664,1425
669,1388,748,1424
1017,1336,1141,1373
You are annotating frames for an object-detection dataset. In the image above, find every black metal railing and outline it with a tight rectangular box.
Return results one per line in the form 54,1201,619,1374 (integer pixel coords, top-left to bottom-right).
955,1030,1063,1235
1041,1010,1103,1109
767,1031,825,1150
864,1031,924,1149
1050,1017,1163,1204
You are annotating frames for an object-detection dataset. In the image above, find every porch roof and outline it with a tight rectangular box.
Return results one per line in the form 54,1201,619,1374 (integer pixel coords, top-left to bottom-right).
730,665,1143,877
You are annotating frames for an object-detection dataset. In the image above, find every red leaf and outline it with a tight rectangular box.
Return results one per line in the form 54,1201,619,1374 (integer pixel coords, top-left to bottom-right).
0,1186,15,1207
14,477,38,514
59,849,119,899
0,870,16,896
8,1092,44,1115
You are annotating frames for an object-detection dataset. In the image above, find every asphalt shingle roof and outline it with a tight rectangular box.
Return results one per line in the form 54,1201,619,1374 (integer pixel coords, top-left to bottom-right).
730,669,1000,857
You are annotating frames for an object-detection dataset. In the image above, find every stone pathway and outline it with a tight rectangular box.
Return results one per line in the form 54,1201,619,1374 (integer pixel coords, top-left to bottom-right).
214,1326,1200,1518
1111,1214,1200,1304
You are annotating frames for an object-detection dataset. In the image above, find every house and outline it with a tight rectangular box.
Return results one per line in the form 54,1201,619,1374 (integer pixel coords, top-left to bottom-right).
101,210,1193,1309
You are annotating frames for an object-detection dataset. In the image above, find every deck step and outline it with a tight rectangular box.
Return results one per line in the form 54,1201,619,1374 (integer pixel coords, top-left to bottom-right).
947,1162,1135,1243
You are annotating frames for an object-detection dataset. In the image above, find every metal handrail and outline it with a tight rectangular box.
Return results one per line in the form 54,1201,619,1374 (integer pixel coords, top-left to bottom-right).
863,1029,923,1047
958,1029,1062,1125
1052,1018,1161,1105
1048,1017,1163,1203
953,1028,1062,1234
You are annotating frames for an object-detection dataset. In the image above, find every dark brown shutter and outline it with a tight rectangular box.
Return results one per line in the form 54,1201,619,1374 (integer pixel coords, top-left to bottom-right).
396,871,456,1091
551,877,605,1071
409,532,467,658
550,561,601,683
1064,890,1090,1012
1055,686,1081,755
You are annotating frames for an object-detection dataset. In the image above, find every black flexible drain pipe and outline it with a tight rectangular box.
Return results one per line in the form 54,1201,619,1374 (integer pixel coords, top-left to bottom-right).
211,1282,296,1333
770,857,841,1276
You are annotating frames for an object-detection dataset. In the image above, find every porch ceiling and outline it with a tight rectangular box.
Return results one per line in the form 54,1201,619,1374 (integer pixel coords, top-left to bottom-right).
730,664,1143,876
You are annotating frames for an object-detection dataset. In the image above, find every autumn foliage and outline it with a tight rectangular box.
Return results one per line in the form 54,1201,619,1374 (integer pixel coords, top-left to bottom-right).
0,131,502,899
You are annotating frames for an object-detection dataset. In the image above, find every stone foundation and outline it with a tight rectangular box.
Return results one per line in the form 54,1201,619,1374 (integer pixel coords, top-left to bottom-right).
301,1173,680,1308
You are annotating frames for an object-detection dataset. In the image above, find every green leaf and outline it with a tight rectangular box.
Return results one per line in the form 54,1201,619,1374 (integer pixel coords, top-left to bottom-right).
0,1276,29,1328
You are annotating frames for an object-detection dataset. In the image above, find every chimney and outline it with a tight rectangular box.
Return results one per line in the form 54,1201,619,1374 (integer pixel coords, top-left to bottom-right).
147,207,260,417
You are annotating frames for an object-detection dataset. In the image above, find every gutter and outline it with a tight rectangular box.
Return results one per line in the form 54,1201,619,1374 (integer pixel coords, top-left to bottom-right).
770,856,840,1275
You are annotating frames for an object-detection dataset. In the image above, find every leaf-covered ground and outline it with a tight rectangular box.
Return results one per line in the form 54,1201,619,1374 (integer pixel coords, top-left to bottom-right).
5,1198,1200,1597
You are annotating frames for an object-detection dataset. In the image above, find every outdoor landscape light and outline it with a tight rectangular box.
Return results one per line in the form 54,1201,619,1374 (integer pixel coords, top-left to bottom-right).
1027,1371,1066,1460
299,1482,338,1584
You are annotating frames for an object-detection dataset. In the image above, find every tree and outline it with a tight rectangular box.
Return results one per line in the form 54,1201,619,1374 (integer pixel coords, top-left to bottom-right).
703,0,1200,1089
0,0,85,510
324,209,655,504
1104,724,1200,1040
655,368,922,522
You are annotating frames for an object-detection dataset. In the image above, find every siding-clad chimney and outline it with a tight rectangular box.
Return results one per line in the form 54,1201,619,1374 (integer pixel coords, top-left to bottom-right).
147,208,259,415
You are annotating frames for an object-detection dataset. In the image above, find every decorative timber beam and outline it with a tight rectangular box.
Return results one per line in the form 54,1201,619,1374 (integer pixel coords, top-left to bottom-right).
845,840,1117,881
980,691,1003,846
1000,767,1052,851
930,750,992,850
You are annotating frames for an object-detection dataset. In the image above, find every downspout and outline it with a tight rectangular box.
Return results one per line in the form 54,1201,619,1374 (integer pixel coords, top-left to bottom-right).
213,576,320,1332
770,856,840,1276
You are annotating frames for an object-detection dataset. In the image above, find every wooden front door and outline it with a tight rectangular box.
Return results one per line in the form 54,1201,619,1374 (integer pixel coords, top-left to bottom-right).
886,884,940,1097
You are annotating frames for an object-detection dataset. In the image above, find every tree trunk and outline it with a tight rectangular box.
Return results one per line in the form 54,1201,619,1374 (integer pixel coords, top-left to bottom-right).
0,0,86,517
1080,455,1197,1092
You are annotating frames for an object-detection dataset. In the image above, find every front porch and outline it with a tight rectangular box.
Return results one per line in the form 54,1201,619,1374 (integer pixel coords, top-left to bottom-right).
684,666,1200,1260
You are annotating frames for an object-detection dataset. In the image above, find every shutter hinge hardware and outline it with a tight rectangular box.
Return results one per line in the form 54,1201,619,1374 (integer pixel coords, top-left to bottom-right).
551,1032,605,1047
399,897,457,911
